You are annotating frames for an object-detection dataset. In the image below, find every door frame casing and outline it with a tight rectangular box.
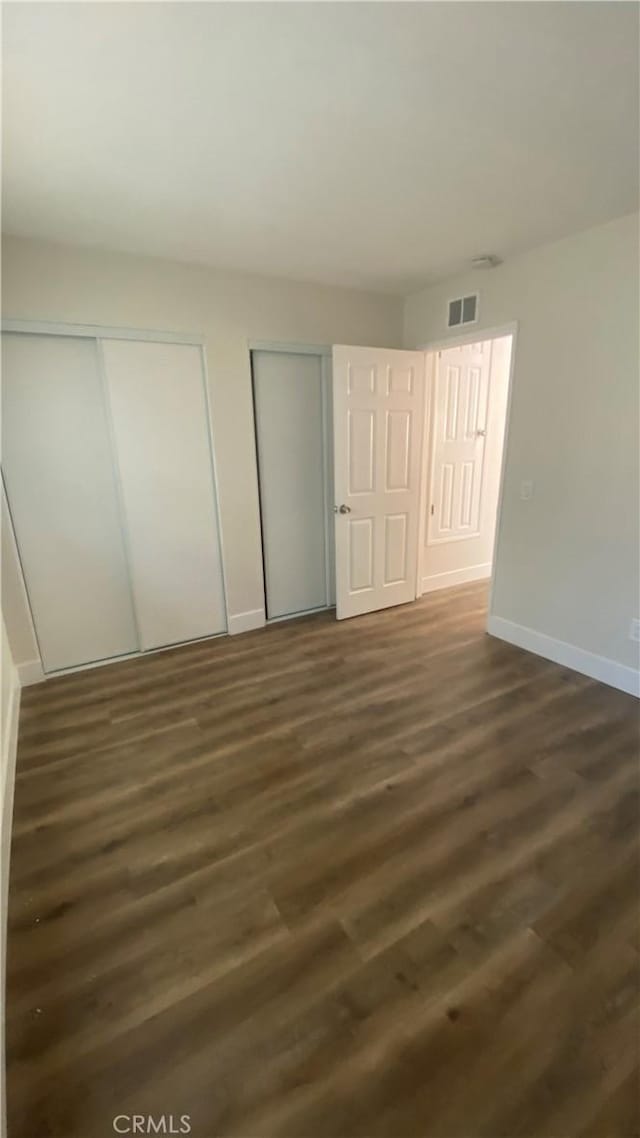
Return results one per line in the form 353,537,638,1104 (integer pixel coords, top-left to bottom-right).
248,340,335,621
416,322,519,618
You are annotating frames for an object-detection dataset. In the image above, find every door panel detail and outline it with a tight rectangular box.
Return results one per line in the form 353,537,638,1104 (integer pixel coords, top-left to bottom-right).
348,409,375,494
385,410,411,491
428,342,492,546
349,517,374,591
384,514,408,584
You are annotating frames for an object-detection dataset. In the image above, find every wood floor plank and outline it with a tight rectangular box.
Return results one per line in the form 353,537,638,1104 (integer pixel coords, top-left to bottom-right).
7,582,640,1137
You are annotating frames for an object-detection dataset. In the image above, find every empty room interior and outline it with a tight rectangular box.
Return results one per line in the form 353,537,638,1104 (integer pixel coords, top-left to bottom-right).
0,3,639,1137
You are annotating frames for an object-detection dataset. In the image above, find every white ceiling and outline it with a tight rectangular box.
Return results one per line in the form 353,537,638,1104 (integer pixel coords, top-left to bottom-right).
3,2,638,294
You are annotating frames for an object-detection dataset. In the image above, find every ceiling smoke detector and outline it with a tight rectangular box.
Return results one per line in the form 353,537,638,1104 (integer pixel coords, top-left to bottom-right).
471,254,502,269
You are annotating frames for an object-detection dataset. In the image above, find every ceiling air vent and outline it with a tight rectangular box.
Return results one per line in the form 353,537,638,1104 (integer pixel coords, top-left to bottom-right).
448,294,478,329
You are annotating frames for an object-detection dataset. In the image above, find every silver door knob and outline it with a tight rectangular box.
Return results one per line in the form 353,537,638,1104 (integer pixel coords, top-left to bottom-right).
476,429,487,437
334,504,351,514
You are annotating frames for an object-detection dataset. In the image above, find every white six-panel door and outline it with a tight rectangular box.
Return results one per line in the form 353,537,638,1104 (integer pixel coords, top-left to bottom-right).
332,345,425,619
427,340,492,545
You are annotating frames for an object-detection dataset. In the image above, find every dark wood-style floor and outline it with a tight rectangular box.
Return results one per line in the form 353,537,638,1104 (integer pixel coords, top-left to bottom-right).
7,583,640,1138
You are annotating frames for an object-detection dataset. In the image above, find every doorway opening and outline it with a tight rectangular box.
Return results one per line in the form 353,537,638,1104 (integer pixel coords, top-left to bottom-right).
249,333,515,629
250,345,335,622
420,331,514,596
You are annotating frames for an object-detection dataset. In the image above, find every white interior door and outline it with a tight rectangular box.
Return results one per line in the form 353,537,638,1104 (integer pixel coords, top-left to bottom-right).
332,345,425,619
427,341,492,546
252,351,331,619
102,339,226,651
1,333,139,672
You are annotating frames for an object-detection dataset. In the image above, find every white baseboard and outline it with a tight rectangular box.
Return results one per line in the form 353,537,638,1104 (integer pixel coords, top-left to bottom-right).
2,682,20,813
1,676,20,1138
227,608,266,636
487,615,640,698
421,563,491,595
1,686,20,886
17,658,45,686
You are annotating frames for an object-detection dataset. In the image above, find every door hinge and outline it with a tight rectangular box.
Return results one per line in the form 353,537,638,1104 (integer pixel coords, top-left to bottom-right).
430,504,435,516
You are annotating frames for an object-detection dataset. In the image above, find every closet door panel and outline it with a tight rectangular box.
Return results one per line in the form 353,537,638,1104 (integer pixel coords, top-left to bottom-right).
102,340,226,650
1,333,139,672
253,351,327,619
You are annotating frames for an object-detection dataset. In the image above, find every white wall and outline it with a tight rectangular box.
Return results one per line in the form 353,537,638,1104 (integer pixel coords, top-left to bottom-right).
5,218,638,690
2,235,402,664
405,212,640,684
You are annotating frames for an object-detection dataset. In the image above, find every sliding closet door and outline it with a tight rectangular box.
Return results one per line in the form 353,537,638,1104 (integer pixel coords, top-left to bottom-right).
101,340,226,651
1,333,139,672
253,351,328,619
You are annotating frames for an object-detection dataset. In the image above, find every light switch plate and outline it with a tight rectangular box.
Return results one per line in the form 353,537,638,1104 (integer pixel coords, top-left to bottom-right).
520,480,534,500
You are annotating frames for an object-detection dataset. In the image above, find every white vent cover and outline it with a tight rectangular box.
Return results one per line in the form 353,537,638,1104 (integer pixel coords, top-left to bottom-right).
447,294,478,328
